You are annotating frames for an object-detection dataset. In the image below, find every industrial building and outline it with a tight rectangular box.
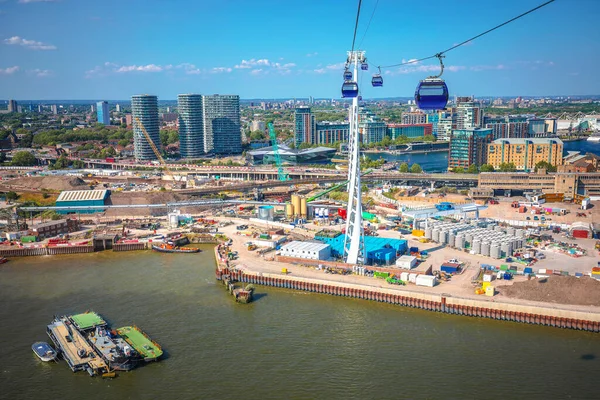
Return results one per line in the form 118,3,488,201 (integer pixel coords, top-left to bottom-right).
247,144,336,165
314,230,408,266
487,138,563,171
178,94,204,158
32,219,79,239
280,241,331,260
202,94,242,154
55,190,110,214
132,94,160,160
478,171,600,197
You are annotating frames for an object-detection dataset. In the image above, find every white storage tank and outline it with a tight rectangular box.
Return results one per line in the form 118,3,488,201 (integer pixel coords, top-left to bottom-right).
465,233,474,246
432,229,440,243
481,241,490,257
494,225,503,232
448,233,455,247
516,229,524,238
472,239,481,254
324,208,329,217
425,228,432,239
455,235,465,249
168,213,180,229
490,245,501,259
258,205,275,221
506,227,515,236
439,230,447,244
501,242,512,257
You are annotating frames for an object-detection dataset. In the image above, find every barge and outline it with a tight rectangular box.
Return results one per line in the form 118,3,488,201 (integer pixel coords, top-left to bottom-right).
46,311,162,377
152,243,201,253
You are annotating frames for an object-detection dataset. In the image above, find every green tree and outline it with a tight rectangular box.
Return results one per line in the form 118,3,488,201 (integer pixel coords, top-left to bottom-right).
11,151,36,166
466,164,479,174
52,155,70,169
159,130,169,147
6,191,18,201
453,167,465,173
410,163,423,173
20,133,33,148
534,160,557,172
167,131,179,144
399,162,409,173
480,164,495,172
118,139,130,147
498,162,516,172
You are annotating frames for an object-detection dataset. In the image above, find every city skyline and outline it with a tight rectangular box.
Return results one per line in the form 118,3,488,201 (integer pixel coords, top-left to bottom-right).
1,0,599,99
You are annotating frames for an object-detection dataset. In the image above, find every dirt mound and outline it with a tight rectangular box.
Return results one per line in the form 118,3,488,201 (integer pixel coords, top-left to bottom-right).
15,176,88,191
497,276,600,307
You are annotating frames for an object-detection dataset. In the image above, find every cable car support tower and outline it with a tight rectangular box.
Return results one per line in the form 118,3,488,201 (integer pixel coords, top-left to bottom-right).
343,50,365,265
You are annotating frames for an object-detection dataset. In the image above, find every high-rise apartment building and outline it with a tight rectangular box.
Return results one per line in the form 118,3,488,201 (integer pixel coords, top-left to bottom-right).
436,111,456,141
294,107,316,147
96,101,110,125
51,104,58,115
116,104,121,113
8,100,17,113
484,116,529,139
401,111,427,125
448,128,494,169
358,109,386,144
177,94,204,158
386,124,433,139
487,138,563,171
456,97,483,129
202,94,241,154
132,94,160,160
90,104,96,113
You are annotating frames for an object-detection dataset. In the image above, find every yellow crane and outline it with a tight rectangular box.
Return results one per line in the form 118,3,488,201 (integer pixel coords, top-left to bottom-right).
133,116,179,184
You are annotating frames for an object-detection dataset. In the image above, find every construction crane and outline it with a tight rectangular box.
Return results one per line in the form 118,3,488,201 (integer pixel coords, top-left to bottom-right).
267,122,289,181
133,117,180,184
306,170,374,202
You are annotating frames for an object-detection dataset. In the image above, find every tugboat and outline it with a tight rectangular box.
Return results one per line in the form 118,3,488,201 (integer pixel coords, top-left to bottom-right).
152,242,201,253
32,342,58,362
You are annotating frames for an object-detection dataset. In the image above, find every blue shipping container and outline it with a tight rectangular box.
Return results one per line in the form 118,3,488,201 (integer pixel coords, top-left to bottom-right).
441,265,459,274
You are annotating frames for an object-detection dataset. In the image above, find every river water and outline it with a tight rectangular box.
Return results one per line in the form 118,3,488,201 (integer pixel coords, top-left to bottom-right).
1,249,599,400
365,139,600,172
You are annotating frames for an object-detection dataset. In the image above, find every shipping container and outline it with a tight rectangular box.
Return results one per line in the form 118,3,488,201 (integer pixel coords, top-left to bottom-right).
572,229,590,239
415,275,437,287
412,229,425,237
20,235,37,243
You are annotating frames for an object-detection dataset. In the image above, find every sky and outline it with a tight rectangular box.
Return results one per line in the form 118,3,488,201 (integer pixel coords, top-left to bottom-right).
0,0,599,100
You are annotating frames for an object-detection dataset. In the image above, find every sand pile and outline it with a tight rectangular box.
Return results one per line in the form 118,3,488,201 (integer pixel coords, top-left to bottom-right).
498,276,600,307
13,176,88,191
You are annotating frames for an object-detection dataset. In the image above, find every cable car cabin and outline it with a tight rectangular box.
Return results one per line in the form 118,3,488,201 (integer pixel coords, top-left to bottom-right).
372,74,383,87
361,62,368,71
341,80,359,98
415,79,449,110
344,70,353,80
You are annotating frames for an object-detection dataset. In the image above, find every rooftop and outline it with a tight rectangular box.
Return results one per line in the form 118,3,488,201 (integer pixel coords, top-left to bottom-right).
57,189,109,202
70,311,106,330
491,138,564,145
281,241,330,253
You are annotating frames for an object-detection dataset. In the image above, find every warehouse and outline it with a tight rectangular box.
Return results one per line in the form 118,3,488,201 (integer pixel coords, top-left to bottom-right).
314,230,408,265
280,241,331,260
55,190,110,214
570,222,593,239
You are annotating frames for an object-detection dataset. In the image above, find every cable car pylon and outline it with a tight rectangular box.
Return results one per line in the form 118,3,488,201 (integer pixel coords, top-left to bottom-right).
343,50,365,265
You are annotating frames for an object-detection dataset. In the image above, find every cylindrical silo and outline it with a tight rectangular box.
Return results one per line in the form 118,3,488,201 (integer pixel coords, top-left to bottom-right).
439,230,448,245
456,235,465,249
425,227,432,239
285,203,294,218
490,245,501,259
432,229,440,243
258,205,274,221
472,239,481,254
292,195,301,217
324,208,329,217
501,242,512,257
300,197,307,218
465,233,474,246
506,227,515,236
515,229,524,238
481,241,490,257
448,233,455,247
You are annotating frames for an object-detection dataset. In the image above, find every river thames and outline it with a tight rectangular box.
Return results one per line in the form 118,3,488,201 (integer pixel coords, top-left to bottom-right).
1,249,599,400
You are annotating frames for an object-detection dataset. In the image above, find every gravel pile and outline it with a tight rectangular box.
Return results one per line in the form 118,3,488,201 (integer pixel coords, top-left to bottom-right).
498,275,600,307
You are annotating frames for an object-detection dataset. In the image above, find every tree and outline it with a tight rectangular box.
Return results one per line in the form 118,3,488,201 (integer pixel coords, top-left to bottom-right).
118,139,130,147
410,163,423,173
0,152,6,163
399,162,409,173
498,162,516,172
534,160,557,172
20,133,33,148
453,167,465,173
480,164,495,172
11,151,36,166
6,191,18,201
159,130,169,147
467,164,479,174
167,131,179,144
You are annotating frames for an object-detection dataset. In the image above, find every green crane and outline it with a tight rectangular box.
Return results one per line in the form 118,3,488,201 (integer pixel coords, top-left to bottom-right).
268,122,289,181
306,169,374,202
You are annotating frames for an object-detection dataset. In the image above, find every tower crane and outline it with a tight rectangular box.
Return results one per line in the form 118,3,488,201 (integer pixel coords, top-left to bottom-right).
133,117,181,185
267,122,289,181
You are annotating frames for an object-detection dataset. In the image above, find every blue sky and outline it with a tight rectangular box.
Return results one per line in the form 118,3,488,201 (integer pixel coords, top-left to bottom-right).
0,0,599,100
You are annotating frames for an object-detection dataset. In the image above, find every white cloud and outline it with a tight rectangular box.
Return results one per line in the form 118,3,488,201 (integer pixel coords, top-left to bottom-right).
4,36,56,50
28,68,52,77
211,67,232,74
234,58,295,75
0,66,19,74
116,64,162,73
312,62,346,74
250,69,264,76
234,58,271,69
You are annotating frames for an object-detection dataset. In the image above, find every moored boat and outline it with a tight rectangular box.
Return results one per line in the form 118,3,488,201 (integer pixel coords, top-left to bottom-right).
152,243,200,253
32,341,57,362
0,257,8,264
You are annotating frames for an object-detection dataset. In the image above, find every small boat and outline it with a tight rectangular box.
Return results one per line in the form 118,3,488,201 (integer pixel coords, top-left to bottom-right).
32,341,57,362
0,257,8,264
152,243,201,253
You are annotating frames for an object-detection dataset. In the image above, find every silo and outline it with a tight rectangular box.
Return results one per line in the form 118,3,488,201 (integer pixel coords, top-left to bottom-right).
506,227,515,236
448,233,455,247
432,229,440,243
285,203,294,218
324,208,329,218
472,239,481,254
481,241,490,257
494,225,503,232
258,205,274,221
465,233,474,246
291,195,301,217
490,245,502,259
439,230,448,245
501,242,512,257
456,235,465,249
425,227,432,239
300,197,307,218
515,229,524,238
